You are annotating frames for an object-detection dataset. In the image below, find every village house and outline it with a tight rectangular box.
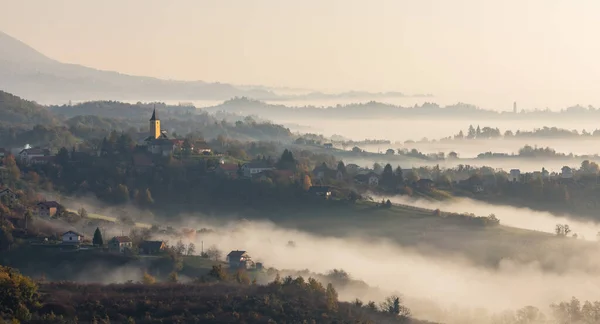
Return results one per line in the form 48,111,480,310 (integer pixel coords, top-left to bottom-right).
0,188,18,202
139,240,167,255
308,185,332,198
216,163,240,178
36,201,60,218
241,162,274,178
191,140,212,154
354,172,379,187
323,143,333,149
226,250,254,269
509,169,521,182
19,148,50,164
62,230,84,244
109,236,133,253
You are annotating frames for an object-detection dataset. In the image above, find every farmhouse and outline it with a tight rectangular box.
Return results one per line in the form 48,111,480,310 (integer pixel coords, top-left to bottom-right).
241,162,273,178
62,230,84,244
139,240,167,255
109,236,133,253
36,201,60,218
226,250,254,269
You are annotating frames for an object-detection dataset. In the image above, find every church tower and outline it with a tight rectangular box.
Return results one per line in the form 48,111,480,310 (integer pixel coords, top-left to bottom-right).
149,107,161,139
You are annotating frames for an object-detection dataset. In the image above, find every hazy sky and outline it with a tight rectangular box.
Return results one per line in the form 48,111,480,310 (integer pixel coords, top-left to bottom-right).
2,0,600,109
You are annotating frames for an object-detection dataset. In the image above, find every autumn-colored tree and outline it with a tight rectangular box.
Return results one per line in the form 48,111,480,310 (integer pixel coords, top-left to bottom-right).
142,271,156,284
302,174,312,191
0,266,38,321
168,271,178,283
3,155,20,184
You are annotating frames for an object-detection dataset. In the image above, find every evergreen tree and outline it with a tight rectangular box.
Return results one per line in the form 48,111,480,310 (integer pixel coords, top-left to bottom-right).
93,227,104,246
381,164,395,189
467,125,476,139
337,161,347,175
394,166,404,186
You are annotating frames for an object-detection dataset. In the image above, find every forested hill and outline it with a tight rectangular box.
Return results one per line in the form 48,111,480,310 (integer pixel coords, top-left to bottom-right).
0,90,58,127
0,91,295,149
204,97,600,121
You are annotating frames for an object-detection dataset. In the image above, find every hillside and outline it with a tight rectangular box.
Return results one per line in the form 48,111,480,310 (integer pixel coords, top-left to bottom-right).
0,90,57,126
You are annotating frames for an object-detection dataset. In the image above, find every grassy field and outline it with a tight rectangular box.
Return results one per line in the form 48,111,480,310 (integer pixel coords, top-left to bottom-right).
245,200,597,272
67,209,153,229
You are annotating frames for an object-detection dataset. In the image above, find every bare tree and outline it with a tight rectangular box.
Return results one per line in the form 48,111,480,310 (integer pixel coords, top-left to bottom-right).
206,245,222,261
187,242,196,256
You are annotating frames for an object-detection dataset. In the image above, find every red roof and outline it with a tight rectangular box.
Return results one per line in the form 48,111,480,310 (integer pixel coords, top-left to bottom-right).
219,163,239,171
111,236,132,243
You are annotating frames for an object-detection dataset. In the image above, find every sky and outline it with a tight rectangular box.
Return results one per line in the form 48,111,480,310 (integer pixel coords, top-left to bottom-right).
1,0,600,110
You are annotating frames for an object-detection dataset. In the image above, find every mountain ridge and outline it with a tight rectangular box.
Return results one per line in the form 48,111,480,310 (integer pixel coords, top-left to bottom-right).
0,31,426,104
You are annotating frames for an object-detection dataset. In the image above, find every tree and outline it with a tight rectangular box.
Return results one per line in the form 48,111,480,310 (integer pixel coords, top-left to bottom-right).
336,161,347,175
373,163,383,173
167,271,178,283
0,225,14,252
277,149,297,171
78,207,88,219
381,164,395,189
114,184,130,204
93,227,104,246
187,242,196,256
380,295,411,320
326,283,338,312
3,155,20,184
208,264,228,281
0,266,38,322
206,245,222,261
175,240,186,256
467,125,476,138
302,174,312,191
182,139,192,158
56,147,70,166
142,271,156,284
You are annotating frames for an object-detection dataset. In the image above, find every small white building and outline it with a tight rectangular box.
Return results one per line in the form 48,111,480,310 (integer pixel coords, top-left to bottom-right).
62,231,84,244
241,162,274,178
19,148,48,164
509,169,521,182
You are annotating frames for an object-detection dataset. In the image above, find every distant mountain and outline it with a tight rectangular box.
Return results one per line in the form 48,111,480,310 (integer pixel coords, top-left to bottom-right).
204,97,600,121
0,31,279,103
0,31,429,104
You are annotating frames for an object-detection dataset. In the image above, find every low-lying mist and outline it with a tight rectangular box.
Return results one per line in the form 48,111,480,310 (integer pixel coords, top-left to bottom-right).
46,194,600,322
146,217,600,321
379,195,600,239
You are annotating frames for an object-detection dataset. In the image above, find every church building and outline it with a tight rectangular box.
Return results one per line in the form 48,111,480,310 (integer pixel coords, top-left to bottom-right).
143,108,182,156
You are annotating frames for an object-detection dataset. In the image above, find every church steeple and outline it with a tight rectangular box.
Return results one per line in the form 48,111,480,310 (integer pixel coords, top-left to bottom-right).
150,107,158,121
149,106,161,139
